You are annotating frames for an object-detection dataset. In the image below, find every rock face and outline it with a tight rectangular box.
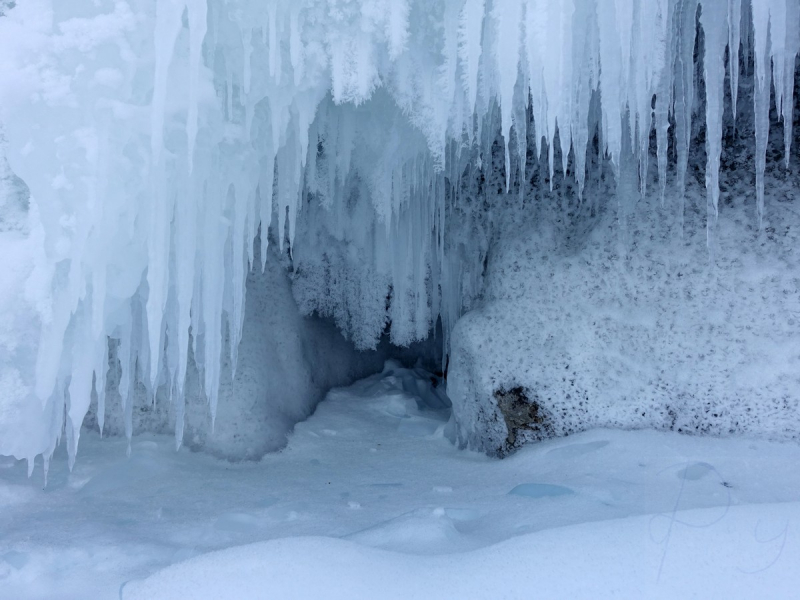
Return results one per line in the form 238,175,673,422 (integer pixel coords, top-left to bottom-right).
494,387,553,451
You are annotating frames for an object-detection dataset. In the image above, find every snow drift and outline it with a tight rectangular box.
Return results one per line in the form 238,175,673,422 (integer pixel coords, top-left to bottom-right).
122,503,800,600
0,0,799,467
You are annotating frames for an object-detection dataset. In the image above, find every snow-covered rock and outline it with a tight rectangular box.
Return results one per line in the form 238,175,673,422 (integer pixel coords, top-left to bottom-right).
450,143,800,455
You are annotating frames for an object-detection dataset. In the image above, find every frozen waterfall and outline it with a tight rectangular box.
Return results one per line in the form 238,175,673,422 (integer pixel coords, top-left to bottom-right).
0,0,798,470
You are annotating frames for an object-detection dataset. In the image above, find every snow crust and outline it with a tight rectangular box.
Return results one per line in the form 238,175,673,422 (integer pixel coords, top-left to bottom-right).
2,366,800,597
0,0,799,466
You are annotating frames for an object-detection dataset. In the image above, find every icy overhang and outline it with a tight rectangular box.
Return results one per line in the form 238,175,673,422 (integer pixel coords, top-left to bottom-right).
0,0,798,467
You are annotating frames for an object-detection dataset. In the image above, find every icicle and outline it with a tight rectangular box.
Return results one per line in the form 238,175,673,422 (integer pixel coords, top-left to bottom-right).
571,0,597,199
630,0,667,196
655,0,674,207
674,0,698,217
243,27,253,96
117,309,136,446
700,0,728,246
97,388,105,436
259,159,275,269
267,3,281,83
66,311,96,466
441,0,461,159
752,0,771,227
175,377,186,451
545,0,574,187
186,0,208,173
151,0,185,165
201,175,228,426
174,166,198,396
459,0,486,116
728,0,742,122
147,0,184,391
230,180,251,371
741,0,753,67
494,0,523,191
780,0,799,167
770,0,787,123
596,0,624,169
513,9,530,197
289,7,304,86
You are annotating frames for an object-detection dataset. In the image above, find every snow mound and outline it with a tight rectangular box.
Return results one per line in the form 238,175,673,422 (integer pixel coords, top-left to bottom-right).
122,503,800,599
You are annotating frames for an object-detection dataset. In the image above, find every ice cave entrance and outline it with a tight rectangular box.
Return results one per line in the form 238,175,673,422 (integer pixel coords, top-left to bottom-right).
1,2,800,596
0,0,799,472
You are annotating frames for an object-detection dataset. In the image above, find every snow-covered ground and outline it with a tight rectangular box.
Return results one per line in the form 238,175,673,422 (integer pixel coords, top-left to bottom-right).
1,362,799,599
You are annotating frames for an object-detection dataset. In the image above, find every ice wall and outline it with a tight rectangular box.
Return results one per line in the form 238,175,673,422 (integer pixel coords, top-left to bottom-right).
0,0,798,467
79,242,386,460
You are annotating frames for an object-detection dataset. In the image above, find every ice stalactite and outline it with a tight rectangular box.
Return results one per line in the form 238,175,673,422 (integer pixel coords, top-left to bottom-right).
0,0,798,468
753,1,772,228
780,0,800,168
728,0,742,123
701,0,727,246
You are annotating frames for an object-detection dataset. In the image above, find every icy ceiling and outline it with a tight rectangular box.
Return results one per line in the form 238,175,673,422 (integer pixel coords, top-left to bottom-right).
0,0,798,466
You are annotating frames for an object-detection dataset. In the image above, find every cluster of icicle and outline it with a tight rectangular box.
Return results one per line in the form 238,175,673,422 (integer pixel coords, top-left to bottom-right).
1,0,798,467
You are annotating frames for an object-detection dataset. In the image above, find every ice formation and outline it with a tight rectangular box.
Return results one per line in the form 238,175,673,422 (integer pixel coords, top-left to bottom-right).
0,0,798,467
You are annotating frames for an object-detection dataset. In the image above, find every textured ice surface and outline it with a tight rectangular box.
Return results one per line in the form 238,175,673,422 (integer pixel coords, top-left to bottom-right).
78,244,386,460
0,1,798,467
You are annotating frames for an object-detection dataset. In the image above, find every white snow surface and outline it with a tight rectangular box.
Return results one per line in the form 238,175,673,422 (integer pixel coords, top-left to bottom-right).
1,0,799,467
1,365,799,598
